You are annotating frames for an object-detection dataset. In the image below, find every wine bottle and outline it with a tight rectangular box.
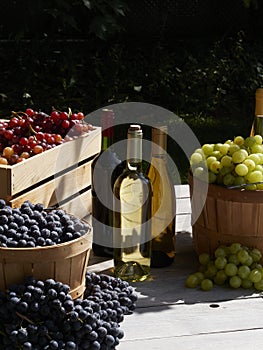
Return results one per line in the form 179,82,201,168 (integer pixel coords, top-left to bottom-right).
251,88,263,136
113,124,152,282
148,125,176,268
91,109,124,257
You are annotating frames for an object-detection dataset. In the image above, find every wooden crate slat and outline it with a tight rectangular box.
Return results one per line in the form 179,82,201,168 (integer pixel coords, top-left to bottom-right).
0,127,101,199
59,188,92,218
9,160,93,209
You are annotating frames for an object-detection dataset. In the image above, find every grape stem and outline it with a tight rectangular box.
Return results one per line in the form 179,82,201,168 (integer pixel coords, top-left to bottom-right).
16,311,34,324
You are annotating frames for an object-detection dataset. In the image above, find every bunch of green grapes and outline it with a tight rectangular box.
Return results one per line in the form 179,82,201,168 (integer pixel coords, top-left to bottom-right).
190,135,263,189
185,243,263,291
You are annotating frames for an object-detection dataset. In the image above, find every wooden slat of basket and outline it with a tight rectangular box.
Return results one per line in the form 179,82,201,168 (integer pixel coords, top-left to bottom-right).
0,232,91,262
32,261,56,281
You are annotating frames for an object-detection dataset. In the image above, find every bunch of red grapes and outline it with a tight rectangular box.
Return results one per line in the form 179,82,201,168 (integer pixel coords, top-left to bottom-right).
0,108,94,165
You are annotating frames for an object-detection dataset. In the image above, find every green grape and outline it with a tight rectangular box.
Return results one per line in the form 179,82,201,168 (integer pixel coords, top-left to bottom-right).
250,262,262,270
206,156,217,168
205,263,218,278
214,246,227,258
247,170,263,183
221,155,233,167
220,165,235,177
223,173,235,186
201,278,213,291
224,263,238,277
210,150,222,160
202,143,214,156
214,143,223,151
237,265,250,279
237,249,249,264
209,160,221,174
218,143,230,155
243,159,256,172
254,134,263,145
250,248,262,262
234,136,244,146
208,171,217,183
255,164,263,172
199,253,211,266
233,176,246,186
193,166,207,181
228,254,239,265
257,183,263,190
257,153,263,164
232,149,248,164
243,255,253,266
225,139,233,145
214,256,227,270
193,148,203,155
235,163,249,177
228,144,240,156
216,173,224,185
229,275,242,289
229,243,242,255
254,279,263,291
248,268,262,283
244,136,256,149
241,278,253,289
185,274,200,288
247,153,261,165
251,144,263,154
214,270,227,285
190,152,203,165
194,271,205,284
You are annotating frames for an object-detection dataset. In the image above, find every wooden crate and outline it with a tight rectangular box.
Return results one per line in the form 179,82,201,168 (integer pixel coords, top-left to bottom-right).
0,127,101,218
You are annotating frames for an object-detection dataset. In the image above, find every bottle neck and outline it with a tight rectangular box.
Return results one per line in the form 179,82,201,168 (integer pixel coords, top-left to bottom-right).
101,109,114,151
152,126,167,160
126,125,143,171
255,89,263,116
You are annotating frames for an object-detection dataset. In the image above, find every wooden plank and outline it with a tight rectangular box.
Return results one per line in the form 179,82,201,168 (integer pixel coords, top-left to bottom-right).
9,159,93,208
176,197,191,215
118,298,263,342
118,328,263,350
0,127,101,198
59,188,92,218
175,184,190,198
176,213,192,232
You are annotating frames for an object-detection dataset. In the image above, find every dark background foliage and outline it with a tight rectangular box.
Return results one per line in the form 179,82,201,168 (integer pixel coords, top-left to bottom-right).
1,0,263,181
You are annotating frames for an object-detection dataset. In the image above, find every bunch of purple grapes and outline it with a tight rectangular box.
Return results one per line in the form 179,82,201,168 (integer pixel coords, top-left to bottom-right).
0,199,90,248
0,272,137,349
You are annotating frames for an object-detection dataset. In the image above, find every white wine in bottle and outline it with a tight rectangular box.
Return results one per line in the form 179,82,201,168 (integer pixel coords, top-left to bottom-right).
148,125,176,267
113,124,152,282
251,88,263,136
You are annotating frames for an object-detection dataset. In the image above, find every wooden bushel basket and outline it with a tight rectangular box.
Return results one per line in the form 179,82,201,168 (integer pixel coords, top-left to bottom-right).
188,173,263,255
0,229,92,299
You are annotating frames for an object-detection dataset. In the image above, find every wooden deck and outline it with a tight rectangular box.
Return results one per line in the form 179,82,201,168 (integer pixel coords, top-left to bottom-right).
87,185,263,350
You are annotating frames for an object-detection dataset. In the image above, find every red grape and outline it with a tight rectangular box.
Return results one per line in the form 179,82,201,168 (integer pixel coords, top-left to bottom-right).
60,111,68,120
77,112,85,120
25,108,35,116
61,119,70,129
19,137,29,146
33,145,44,154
